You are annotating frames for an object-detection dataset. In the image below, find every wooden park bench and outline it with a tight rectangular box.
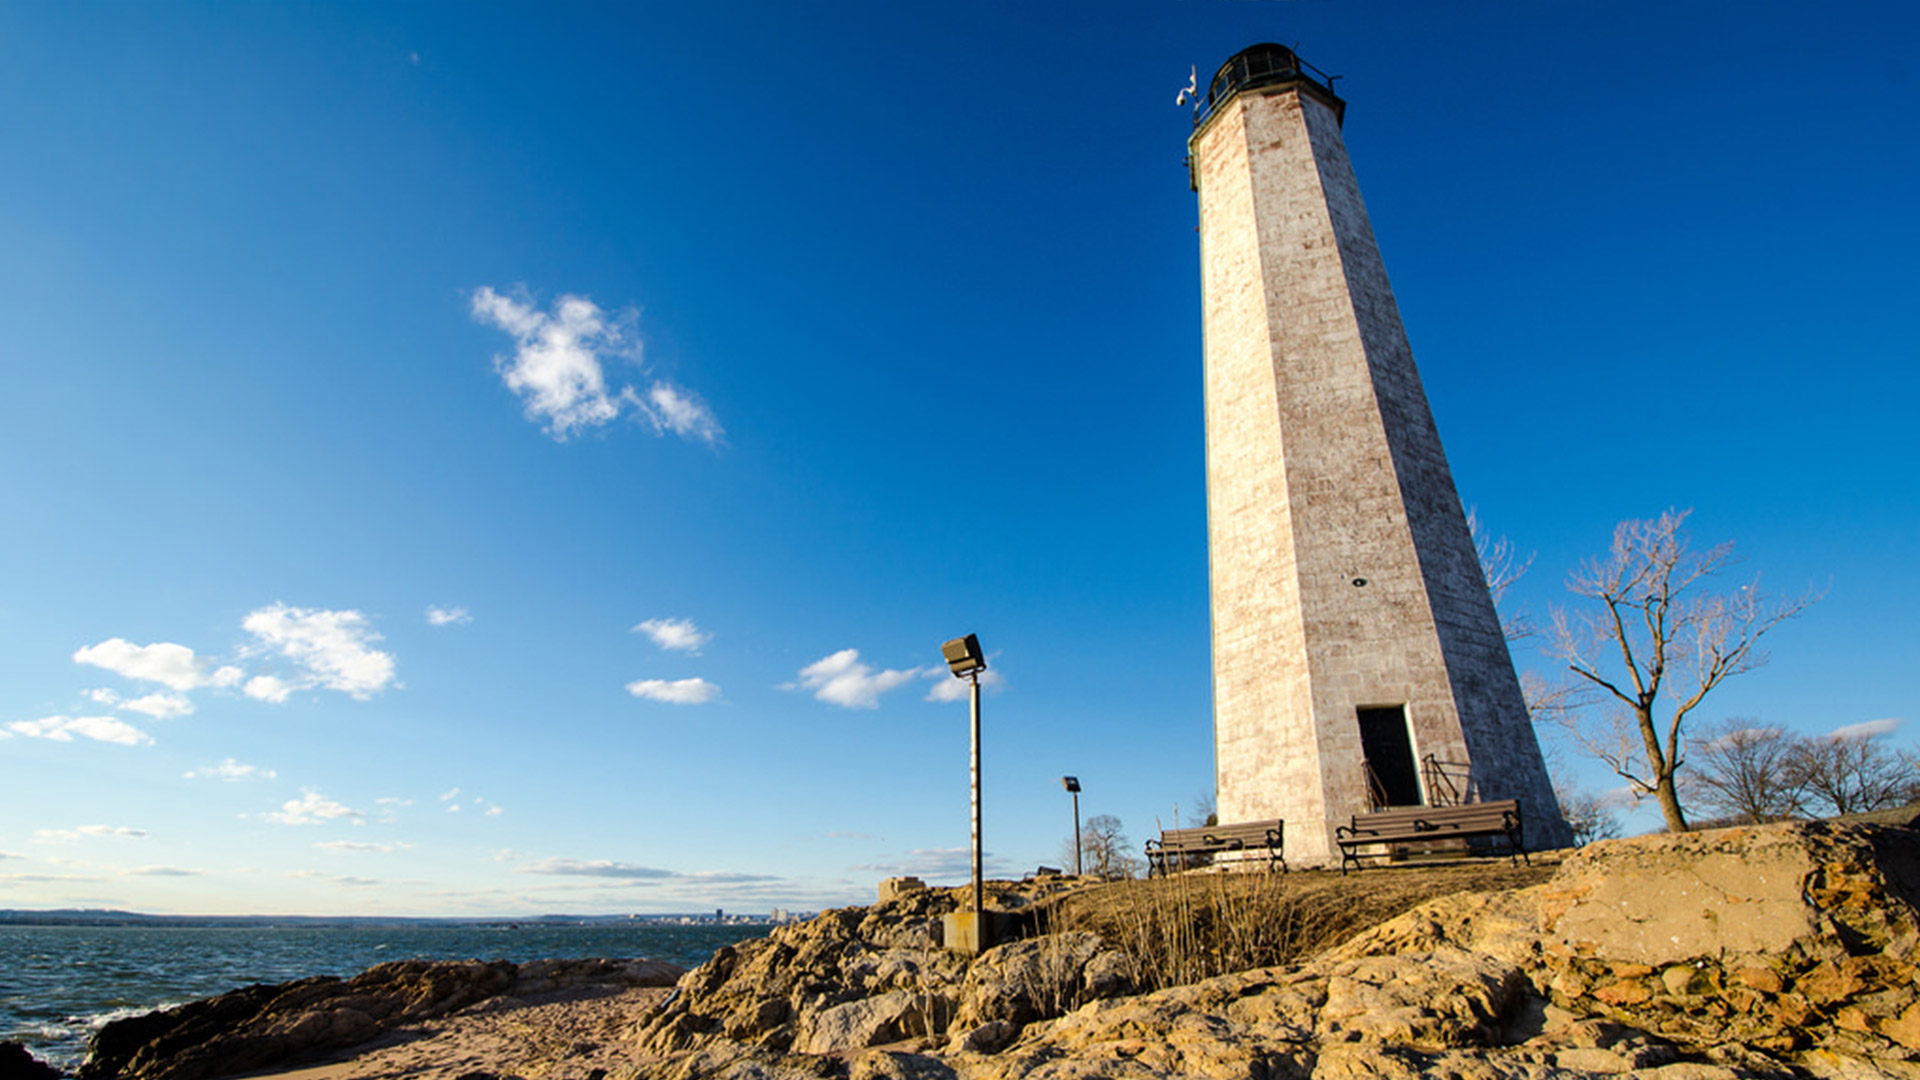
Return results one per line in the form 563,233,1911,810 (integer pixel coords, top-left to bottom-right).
1145,819,1287,876
1334,799,1526,875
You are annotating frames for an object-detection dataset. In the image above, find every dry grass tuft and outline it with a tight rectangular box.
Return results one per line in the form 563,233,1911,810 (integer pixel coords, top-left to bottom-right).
1039,859,1555,993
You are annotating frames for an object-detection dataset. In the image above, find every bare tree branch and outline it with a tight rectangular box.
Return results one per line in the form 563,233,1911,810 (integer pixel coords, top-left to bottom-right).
1469,507,1537,643
1547,509,1821,832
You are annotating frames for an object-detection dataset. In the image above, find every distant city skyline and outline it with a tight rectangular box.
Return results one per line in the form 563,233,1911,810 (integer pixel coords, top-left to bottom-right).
1,1,1914,915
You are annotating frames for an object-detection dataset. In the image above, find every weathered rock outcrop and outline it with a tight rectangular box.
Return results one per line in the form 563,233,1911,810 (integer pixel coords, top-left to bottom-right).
631,881,1122,1062
626,820,1920,1080
73,820,1920,1080
80,956,683,1080
1,1041,64,1080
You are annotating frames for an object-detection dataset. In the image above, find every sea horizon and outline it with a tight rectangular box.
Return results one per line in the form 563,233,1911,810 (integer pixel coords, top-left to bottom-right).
1,919,771,1071
0,906,803,927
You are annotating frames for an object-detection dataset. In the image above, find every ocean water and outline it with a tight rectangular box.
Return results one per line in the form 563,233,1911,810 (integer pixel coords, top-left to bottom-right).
0,922,764,1072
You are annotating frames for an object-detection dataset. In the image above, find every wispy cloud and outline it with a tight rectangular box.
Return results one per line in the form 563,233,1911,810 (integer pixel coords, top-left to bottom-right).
120,692,195,719
633,617,710,653
316,840,415,855
426,606,472,627
924,666,1007,703
1829,717,1900,741
515,857,774,885
521,858,675,879
627,677,721,705
8,715,153,747
72,639,242,692
35,825,149,842
126,866,200,877
184,758,277,782
285,870,381,887
643,383,723,444
470,286,723,445
788,649,925,709
242,604,396,700
263,789,365,826
850,847,1011,879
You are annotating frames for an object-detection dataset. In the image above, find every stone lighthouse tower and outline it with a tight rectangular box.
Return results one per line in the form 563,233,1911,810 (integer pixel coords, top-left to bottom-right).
1191,44,1570,860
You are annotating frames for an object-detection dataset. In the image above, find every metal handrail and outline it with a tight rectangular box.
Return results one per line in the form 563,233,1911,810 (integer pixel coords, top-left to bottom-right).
1192,45,1342,129
1421,755,1478,807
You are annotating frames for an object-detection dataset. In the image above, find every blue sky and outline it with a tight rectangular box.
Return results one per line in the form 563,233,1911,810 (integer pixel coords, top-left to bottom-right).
2,1,1914,916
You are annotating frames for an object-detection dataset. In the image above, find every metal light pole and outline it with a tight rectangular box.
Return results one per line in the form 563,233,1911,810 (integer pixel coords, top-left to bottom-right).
1061,776,1082,877
941,634,988,916
967,668,982,913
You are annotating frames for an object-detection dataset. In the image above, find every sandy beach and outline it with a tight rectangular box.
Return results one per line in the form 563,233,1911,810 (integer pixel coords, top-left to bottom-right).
233,985,671,1080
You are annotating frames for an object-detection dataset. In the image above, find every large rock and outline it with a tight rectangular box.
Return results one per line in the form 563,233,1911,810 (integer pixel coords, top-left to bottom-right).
79,957,683,1080
0,1042,63,1080
1333,821,1920,1065
630,821,1920,1080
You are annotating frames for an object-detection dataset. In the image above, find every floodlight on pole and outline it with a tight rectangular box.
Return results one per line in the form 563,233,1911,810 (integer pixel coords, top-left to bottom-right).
941,634,987,916
1061,776,1082,877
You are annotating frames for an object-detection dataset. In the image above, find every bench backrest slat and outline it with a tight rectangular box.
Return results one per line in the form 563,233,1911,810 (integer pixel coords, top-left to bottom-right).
1346,800,1519,836
1155,819,1282,849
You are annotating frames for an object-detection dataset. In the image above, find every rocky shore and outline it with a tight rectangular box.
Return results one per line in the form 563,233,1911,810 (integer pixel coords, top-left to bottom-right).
15,818,1919,1080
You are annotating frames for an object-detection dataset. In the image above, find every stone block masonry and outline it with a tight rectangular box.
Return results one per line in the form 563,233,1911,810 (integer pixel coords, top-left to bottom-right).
1191,46,1570,861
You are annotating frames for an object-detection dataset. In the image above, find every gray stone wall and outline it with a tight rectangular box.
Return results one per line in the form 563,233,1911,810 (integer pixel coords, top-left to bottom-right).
1195,83,1571,860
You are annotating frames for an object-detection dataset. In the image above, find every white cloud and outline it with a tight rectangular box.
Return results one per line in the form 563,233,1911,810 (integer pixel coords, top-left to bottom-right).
79,824,147,838
439,787,460,801
924,666,1007,703
244,675,292,703
242,604,396,700
485,805,503,817
84,688,119,705
184,758,277,782
120,692,195,719
1829,717,1900,741
789,649,926,709
426,606,472,627
263,789,365,826
849,846,1013,880
520,858,674,879
284,870,381,887
471,287,635,440
470,286,724,445
35,825,148,842
72,638,242,692
315,840,415,854
642,383,724,445
126,866,199,877
633,617,710,653
626,677,722,705
8,715,154,746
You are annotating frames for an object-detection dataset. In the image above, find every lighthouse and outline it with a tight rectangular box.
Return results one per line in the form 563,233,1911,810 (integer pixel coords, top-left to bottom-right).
1191,44,1571,860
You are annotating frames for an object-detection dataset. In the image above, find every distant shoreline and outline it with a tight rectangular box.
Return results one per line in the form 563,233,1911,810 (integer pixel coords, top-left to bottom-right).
0,909,785,929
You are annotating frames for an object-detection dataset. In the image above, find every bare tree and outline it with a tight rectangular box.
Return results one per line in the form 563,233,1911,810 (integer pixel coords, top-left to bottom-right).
1553,779,1624,846
1469,507,1537,643
1787,730,1920,817
1682,718,1805,824
1064,814,1140,879
1548,509,1819,833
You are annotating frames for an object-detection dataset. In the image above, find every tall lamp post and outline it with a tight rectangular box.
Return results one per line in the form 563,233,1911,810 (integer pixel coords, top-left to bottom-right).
941,634,987,917
1061,776,1082,877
